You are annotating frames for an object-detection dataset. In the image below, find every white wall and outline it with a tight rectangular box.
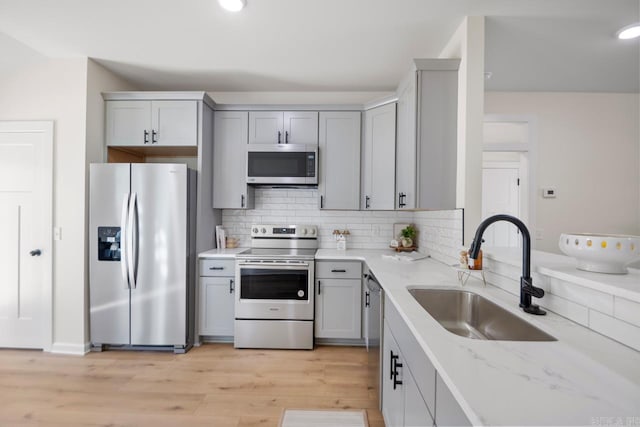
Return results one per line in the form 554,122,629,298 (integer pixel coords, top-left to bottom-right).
0,58,89,352
485,92,640,253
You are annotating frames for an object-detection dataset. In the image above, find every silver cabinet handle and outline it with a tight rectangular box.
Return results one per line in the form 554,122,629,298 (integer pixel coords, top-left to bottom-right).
320,195,324,209
241,194,245,208
365,196,371,209
152,129,158,144
143,130,149,144
30,249,42,256
277,131,282,144
229,279,235,294
285,131,289,144
317,280,321,295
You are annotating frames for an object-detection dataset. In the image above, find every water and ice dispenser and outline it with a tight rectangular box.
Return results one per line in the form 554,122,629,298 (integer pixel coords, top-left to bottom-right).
97,226,121,261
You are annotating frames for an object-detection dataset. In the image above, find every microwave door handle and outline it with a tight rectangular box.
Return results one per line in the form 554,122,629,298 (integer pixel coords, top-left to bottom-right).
120,193,130,289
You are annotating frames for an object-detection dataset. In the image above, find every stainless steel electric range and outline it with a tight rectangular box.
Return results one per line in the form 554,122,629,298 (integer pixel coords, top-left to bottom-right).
234,224,318,350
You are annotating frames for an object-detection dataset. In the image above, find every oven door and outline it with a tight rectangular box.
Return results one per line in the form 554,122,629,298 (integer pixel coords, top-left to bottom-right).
235,261,314,320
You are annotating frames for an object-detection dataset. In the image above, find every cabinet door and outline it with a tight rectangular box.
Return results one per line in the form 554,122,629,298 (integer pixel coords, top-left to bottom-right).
315,278,362,339
416,69,458,209
435,373,471,427
249,111,284,144
199,276,235,336
105,101,152,146
382,321,404,427
213,111,253,209
318,112,361,210
283,111,318,145
395,73,418,210
151,100,198,146
405,369,434,427
362,103,396,210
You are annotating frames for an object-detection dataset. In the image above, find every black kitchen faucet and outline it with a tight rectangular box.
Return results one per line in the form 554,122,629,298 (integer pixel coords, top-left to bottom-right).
468,214,547,315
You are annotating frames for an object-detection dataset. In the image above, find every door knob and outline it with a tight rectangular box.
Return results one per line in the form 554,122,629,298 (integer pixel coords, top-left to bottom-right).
30,249,42,256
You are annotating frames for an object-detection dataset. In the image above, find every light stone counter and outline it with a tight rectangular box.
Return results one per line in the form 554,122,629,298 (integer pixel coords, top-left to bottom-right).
316,249,640,426
198,248,248,258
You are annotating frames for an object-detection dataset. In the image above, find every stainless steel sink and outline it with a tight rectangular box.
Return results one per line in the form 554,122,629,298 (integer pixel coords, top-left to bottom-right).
408,288,556,341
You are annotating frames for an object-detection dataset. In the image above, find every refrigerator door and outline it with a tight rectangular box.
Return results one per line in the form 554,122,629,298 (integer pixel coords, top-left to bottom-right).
130,164,188,346
89,163,131,345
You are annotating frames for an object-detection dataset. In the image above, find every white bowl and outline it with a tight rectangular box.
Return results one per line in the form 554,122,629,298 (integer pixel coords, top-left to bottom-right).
559,233,640,274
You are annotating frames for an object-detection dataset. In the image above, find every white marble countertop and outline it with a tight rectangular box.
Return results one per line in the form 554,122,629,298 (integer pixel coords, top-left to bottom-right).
483,247,640,303
316,249,640,426
198,247,248,258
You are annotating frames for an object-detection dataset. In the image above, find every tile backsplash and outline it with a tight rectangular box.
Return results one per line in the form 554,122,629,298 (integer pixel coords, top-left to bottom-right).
221,188,463,255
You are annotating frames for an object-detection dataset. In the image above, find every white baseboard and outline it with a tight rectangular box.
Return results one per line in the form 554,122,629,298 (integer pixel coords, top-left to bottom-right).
50,341,91,355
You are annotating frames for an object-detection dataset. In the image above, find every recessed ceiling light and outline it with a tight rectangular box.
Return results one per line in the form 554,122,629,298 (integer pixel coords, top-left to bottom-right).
617,23,640,40
218,0,246,12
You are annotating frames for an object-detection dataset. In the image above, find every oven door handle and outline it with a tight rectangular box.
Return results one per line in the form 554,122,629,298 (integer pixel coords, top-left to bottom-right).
238,262,310,269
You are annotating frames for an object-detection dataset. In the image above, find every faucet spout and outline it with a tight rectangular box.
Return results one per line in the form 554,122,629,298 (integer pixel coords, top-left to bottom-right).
469,214,546,315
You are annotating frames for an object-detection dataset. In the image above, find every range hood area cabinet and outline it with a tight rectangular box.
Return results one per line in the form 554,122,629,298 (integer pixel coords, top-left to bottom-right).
362,102,397,211
395,59,460,210
249,111,319,145
212,111,255,209
106,99,198,147
318,111,362,210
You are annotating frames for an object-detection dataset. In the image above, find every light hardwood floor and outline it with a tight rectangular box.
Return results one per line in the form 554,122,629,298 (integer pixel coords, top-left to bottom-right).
0,344,384,427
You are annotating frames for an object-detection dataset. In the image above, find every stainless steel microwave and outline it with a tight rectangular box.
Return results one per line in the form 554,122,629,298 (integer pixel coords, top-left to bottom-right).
246,144,317,185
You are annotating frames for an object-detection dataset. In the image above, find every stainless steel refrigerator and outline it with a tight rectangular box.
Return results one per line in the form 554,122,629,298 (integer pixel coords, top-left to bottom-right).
89,163,196,353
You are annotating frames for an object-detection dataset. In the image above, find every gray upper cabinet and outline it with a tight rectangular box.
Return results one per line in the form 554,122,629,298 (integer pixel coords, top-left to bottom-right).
395,74,418,209
396,59,460,210
283,111,318,144
106,100,198,147
249,111,318,145
213,111,254,209
318,111,361,210
362,103,397,210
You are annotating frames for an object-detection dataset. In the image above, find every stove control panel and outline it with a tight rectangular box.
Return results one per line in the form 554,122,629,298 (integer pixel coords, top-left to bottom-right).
251,224,318,239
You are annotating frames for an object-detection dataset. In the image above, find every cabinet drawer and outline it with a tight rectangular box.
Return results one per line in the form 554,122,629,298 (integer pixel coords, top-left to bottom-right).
316,261,361,279
199,259,235,277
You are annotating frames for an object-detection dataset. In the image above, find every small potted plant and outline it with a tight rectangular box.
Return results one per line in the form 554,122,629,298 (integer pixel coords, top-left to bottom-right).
400,225,417,248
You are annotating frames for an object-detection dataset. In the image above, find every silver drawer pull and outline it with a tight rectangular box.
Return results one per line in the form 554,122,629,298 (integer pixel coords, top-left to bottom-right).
209,266,225,270
331,269,347,273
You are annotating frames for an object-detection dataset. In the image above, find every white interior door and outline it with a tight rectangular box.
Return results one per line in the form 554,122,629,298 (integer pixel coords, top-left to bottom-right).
0,121,53,349
482,166,520,247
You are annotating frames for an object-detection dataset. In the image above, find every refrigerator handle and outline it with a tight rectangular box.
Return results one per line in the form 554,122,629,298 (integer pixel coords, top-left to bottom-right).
127,192,139,289
120,193,130,289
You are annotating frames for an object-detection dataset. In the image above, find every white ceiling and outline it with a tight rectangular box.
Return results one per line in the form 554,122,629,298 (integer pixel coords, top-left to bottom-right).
0,0,638,93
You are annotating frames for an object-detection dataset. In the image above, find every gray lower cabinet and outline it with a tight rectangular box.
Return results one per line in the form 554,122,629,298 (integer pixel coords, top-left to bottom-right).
435,373,471,427
199,259,235,337
383,299,470,427
318,111,361,210
213,111,254,209
383,321,434,427
315,261,362,339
